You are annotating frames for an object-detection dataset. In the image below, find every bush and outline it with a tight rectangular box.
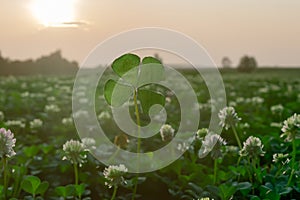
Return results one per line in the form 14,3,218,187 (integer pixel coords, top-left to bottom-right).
237,55,257,72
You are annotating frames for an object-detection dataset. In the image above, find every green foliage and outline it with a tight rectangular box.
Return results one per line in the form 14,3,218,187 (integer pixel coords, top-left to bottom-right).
21,175,49,197
137,89,165,114
55,185,75,198
112,53,140,77
104,53,165,115
104,79,132,106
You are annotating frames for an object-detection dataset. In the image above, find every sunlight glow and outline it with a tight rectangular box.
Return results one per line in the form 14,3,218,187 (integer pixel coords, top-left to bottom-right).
30,0,77,27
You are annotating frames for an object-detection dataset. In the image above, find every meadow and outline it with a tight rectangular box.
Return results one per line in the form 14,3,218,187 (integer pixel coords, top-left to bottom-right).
0,66,300,200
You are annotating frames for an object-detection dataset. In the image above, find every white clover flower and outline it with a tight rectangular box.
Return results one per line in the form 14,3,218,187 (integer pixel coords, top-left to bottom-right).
218,106,241,130
226,145,239,154
177,142,190,153
236,97,245,103
198,133,226,159
239,136,265,158
81,137,96,152
270,122,282,128
5,120,25,128
21,82,27,89
98,111,111,121
281,113,300,142
30,119,43,129
45,87,53,92
272,153,289,164
62,140,87,166
229,101,237,107
79,98,88,104
47,96,56,102
251,97,264,104
45,104,61,113
270,104,284,115
269,84,280,91
0,111,4,121
160,124,175,141
0,128,16,158
75,91,86,97
165,97,172,104
229,92,236,97
103,164,128,188
240,122,250,129
73,110,89,119
62,117,73,126
21,91,30,98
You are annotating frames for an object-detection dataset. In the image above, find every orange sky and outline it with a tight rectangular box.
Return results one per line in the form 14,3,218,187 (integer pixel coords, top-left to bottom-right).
1,0,300,67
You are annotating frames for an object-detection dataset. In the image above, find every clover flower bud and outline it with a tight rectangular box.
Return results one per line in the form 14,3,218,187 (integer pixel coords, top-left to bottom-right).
30,119,43,129
196,128,209,139
62,139,87,166
160,124,175,141
0,128,16,158
198,133,226,159
239,136,265,158
281,113,300,142
103,164,128,188
218,107,241,130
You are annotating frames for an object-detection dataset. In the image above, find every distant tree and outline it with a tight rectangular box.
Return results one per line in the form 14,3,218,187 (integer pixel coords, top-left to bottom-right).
221,57,232,68
237,55,257,72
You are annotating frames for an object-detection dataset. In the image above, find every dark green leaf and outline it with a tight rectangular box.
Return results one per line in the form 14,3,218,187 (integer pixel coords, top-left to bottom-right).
249,195,260,200
75,183,86,196
137,63,165,87
36,181,49,195
55,185,75,198
104,79,133,107
112,53,140,77
23,146,40,157
21,176,41,195
237,182,252,196
137,89,165,114
142,56,161,64
55,186,67,197
219,183,236,200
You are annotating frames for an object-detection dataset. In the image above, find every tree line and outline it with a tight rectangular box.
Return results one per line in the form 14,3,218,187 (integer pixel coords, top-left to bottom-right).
0,50,78,76
222,55,258,72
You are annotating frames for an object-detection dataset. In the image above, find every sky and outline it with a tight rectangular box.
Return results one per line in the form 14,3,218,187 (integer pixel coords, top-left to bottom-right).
1,0,300,67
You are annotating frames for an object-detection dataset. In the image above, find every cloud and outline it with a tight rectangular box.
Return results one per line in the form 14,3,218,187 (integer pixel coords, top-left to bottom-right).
62,21,89,27
41,20,90,29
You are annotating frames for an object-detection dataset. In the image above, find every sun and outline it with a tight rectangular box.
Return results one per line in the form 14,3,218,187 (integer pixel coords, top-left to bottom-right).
30,0,77,27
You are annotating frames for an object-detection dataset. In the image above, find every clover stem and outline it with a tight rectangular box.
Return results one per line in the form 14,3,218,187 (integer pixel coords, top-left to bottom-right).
246,157,253,183
287,139,296,186
252,157,257,182
134,89,141,158
108,147,120,164
213,159,218,185
74,163,79,186
231,123,242,149
3,156,8,199
237,156,241,166
111,185,118,200
132,89,141,200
